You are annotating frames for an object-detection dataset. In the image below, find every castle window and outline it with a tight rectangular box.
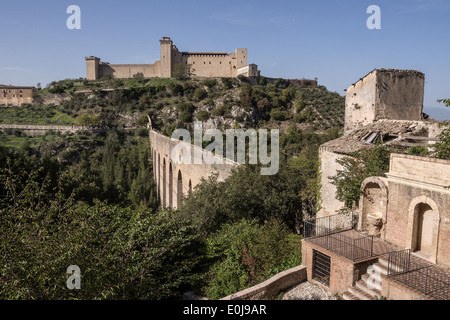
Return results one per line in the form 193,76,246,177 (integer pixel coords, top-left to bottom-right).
209,62,211,64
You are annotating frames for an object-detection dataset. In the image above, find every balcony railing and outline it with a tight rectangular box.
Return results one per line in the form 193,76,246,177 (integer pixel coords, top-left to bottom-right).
304,213,374,261
387,250,449,300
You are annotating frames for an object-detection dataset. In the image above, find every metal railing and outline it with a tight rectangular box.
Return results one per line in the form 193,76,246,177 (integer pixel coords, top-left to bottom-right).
304,214,374,261
387,249,450,300
304,213,354,238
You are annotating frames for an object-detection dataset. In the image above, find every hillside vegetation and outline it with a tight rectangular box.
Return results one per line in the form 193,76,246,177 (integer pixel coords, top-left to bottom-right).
28,76,345,134
0,75,346,300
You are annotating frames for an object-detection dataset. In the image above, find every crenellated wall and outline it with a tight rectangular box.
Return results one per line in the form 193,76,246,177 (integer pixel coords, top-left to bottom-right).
86,37,258,80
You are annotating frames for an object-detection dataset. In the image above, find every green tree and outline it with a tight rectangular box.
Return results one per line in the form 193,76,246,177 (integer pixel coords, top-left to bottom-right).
193,88,207,101
432,99,450,160
0,163,200,300
329,145,391,209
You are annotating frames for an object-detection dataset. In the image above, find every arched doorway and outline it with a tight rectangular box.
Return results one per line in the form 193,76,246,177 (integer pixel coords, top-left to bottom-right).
407,196,440,263
412,203,438,259
358,177,388,238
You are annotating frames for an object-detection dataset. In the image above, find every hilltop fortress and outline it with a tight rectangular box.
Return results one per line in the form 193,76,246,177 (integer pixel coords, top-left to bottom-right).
86,37,259,80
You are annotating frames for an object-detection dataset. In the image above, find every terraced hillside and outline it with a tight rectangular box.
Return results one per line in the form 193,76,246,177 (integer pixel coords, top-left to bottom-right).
8,76,345,135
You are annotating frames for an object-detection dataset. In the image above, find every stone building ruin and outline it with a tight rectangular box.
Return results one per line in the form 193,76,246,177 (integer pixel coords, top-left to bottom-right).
302,68,450,300
0,84,36,106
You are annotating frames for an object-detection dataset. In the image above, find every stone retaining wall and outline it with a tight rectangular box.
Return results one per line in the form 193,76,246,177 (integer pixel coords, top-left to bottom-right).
221,265,307,300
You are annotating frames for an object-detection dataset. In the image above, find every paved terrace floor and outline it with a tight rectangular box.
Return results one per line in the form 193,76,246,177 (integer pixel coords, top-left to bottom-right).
306,229,402,262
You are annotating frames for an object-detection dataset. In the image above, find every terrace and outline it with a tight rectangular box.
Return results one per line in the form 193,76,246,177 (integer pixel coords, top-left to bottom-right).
303,213,450,300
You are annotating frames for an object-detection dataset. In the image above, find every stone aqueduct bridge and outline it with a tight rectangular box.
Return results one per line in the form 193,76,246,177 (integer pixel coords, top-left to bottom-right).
149,130,239,209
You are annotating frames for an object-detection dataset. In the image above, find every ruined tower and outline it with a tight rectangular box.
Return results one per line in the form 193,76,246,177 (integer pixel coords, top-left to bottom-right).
344,69,425,134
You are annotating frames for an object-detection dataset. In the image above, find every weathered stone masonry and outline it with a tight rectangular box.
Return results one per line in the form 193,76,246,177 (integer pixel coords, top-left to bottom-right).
149,129,239,209
86,37,259,80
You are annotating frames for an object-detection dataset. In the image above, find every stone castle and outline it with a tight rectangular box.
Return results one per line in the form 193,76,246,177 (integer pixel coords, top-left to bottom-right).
86,37,259,80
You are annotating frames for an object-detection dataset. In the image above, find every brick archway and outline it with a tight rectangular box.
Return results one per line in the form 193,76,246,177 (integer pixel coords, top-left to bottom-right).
406,196,440,263
358,177,388,238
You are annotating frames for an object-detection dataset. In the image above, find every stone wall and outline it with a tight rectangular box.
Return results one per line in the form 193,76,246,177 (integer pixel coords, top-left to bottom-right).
317,147,346,218
381,277,434,300
344,69,424,134
86,37,256,80
384,154,450,267
301,239,377,295
0,86,36,106
99,61,161,79
39,93,72,106
221,266,307,300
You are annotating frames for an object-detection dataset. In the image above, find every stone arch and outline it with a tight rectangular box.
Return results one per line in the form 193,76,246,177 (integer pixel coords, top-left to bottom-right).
176,169,183,209
168,162,173,208
156,152,160,202
189,179,192,194
358,177,388,238
406,196,440,263
162,158,166,207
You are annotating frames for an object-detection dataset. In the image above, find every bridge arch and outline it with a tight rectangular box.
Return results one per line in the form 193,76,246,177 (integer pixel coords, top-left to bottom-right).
168,162,173,208
149,129,239,210
176,169,183,209
162,158,166,207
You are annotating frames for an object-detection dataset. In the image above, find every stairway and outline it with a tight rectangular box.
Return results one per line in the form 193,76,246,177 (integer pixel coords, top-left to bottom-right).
342,256,390,300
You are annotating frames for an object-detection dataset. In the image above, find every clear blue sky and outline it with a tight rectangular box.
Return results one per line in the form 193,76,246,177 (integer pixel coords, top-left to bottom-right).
1,0,449,113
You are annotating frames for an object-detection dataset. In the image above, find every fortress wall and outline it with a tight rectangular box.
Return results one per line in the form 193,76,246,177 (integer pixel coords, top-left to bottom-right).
344,69,425,135
86,37,254,80
99,61,161,79
184,53,237,78
376,70,424,121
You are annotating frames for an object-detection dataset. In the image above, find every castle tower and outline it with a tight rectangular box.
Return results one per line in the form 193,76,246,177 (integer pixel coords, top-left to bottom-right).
85,56,100,80
160,37,173,78
344,69,425,134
